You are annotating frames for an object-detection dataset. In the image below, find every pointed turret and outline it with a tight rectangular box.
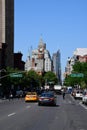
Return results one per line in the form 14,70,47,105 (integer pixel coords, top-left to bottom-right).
38,36,46,50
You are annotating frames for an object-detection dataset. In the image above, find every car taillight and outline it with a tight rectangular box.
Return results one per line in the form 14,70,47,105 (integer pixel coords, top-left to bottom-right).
39,98,43,101
26,95,29,98
49,98,54,100
32,96,36,98
74,93,76,96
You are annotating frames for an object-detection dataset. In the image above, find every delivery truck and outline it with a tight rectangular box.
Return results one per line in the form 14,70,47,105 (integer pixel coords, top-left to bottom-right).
54,85,62,94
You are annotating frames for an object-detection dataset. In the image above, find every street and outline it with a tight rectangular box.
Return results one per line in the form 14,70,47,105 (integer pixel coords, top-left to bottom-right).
0,94,87,130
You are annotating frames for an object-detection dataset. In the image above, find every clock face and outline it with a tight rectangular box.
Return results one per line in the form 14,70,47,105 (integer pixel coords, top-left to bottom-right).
40,48,43,51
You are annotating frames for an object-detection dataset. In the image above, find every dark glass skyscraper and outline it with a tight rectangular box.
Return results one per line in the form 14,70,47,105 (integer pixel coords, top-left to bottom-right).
52,50,62,84
0,0,14,69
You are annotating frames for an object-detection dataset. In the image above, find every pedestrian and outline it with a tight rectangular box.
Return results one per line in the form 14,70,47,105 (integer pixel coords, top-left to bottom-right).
62,88,66,99
9,92,13,100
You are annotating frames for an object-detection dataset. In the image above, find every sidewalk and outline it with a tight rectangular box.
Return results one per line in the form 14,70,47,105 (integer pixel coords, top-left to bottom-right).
0,97,8,103
0,99,4,103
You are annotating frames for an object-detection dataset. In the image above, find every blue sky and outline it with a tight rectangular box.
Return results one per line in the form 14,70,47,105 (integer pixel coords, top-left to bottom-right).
14,0,87,75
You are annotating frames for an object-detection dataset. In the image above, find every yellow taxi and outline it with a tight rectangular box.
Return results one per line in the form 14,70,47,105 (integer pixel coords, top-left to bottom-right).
25,92,38,102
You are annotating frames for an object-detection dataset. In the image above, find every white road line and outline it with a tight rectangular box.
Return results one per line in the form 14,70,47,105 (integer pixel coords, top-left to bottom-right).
68,100,72,104
70,94,75,101
79,102,87,110
79,129,86,130
8,112,16,117
26,105,31,109
35,102,38,105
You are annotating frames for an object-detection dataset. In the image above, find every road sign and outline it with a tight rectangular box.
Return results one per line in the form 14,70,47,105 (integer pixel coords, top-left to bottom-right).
10,73,23,78
70,73,84,77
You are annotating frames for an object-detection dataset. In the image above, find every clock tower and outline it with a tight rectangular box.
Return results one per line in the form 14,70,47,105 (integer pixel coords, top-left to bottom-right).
38,38,46,59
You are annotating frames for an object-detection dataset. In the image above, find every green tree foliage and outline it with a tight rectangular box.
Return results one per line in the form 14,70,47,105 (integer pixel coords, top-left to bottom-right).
64,62,87,88
73,62,87,86
1,67,24,93
64,75,82,87
1,67,45,92
43,71,58,85
26,70,41,90
73,61,87,73
6,67,23,86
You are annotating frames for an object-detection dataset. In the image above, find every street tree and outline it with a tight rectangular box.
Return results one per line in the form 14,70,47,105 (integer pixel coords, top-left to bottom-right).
26,70,41,90
43,71,58,85
64,62,87,88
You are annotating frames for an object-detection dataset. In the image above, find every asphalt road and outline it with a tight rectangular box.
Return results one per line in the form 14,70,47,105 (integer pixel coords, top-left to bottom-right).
0,94,87,130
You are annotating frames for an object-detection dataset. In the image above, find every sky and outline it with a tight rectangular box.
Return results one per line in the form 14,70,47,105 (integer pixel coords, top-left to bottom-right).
14,0,87,75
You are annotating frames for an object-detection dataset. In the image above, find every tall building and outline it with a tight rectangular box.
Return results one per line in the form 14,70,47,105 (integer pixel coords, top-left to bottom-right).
25,38,52,75
0,0,14,69
52,50,61,84
73,48,87,62
65,57,75,76
44,50,52,72
14,52,25,70
64,48,87,77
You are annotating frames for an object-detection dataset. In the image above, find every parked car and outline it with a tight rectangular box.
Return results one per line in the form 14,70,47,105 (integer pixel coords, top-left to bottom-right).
82,92,87,104
74,90,83,99
38,91,57,106
16,90,24,98
67,87,72,94
25,92,38,102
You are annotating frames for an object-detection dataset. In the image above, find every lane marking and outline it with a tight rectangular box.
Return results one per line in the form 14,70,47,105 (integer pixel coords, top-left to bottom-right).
35,103,38,105
79,102,87,110
26,106,31,109
8,112,16,117
70,94,75,101
68,100,72,104
79,129,85,130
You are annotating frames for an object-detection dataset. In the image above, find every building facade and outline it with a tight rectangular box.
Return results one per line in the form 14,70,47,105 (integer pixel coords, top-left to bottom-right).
25,38,52,75
14,52,25,70
65,48,87,77
44,50,52,72
0,0,14,69
52,50,61,84
73,48,87,63
65,57,75,76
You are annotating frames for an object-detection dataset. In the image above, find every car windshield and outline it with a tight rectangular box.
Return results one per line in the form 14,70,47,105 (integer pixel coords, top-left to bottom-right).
27,92,37,95
41,93,54,97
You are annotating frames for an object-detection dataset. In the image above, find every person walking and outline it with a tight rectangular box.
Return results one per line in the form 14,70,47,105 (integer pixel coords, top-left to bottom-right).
9,92,13,101
62,88,66,99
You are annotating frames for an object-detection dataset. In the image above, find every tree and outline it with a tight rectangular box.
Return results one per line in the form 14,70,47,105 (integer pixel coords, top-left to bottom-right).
43,71,58,85
64,62,87,88
73,62,87,73
26,70,41,90
64,75,82,87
